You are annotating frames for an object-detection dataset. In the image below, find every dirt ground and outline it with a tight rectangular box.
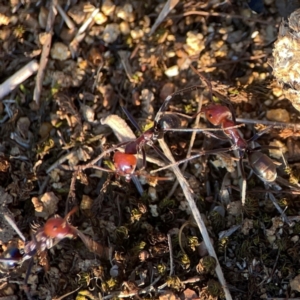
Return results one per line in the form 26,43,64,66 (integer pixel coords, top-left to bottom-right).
1,0,300,299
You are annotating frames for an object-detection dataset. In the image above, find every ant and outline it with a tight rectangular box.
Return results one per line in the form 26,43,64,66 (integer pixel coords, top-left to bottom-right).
0,208,109,299
67,87,201,190
201,103,278,204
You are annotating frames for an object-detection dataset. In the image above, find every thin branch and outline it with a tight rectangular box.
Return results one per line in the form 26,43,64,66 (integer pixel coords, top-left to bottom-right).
167,234,174,276
167,93,203,198
0,60,39,100
158,139,232,300
33,0,57,106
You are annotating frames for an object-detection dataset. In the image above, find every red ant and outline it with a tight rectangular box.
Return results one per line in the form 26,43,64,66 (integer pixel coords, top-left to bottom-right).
75,88,197,190
0,208,109,298
203,104,277,180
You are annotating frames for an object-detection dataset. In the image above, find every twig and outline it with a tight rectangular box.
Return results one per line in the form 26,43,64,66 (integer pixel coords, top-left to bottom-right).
268,191,291,226
236,117,300,130
164,123,244,132
181,10,275,25
52,286,82,300
46,151,77,173
69,8,99,58
151,146,234,173
56,3,75,29
33,0,57,106
0,60,39,100
148,0,180,36
167,234,174,276
158,139,233,300
102,276,162,299
167,93,203,198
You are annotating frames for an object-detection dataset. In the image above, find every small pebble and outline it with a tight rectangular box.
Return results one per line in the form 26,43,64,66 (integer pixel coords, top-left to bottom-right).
120,21,130,35
116,3,134,22
130,27,144,40
50,42,70,61
94,12,107,25
102,23,120,43
101,0,115,16
269,140,287,159
164,65,179,77
291,235,299,243
266,108,290,122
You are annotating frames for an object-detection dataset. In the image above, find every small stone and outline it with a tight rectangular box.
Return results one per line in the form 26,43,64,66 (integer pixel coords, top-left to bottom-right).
290,274,300,292
164,65,179,77
120,21,130,35
39,122,53,139
266,108,290,122
149,204,159,217
68,4,86,24
38,7,48,29
184,31,205,56
80,195,94,210
139,250,150,262
80,104,95,122
102,23,120,43
101,0,115,16
94,12,107,25
227,201,242,216
291,235,299,243
130,27,144,40
116,3,134,22
32,192,59,219
241,218,253,235
160,82,175,100
269,139,287,159
50,42,70,61
148,186,157,201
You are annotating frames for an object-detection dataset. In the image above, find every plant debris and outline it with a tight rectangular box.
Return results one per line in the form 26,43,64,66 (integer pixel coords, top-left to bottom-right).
1,1,300,300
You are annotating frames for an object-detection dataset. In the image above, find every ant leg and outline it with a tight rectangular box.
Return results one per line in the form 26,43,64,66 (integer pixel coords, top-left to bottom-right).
151,144,172,164
121,105,143,133
4,215,26,242
154,85,202,123
131,175,144,195
151,146,235,173
251,145,279,151
237,157,247,206
140,148,147,170
247,126,273,142
23,257,34,300
267,190,291,225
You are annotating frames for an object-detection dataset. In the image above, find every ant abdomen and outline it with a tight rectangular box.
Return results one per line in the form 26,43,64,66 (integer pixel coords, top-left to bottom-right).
0,247,22,272
158,114,181,131
248,151,277,183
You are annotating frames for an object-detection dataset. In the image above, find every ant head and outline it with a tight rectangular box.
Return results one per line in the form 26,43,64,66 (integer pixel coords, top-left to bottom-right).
113,151,137,180
202,104,232,126
44,217,76,240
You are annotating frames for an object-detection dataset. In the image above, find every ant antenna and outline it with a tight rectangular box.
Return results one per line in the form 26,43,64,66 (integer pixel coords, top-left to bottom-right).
4,214,26,242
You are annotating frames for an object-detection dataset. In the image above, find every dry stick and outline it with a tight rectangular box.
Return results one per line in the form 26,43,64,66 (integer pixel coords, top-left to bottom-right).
158,139,232,300
148,0,180,36
167,93,203,198
167,234,174,276
236,117,300,130
0,60,39,100
52,286,82,300
164,123,244,132
181,10,275,25
33,0,57,106
56,3,75,30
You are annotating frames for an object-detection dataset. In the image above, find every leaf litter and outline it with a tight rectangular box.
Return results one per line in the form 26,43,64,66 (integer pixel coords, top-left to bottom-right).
1,0,300,299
